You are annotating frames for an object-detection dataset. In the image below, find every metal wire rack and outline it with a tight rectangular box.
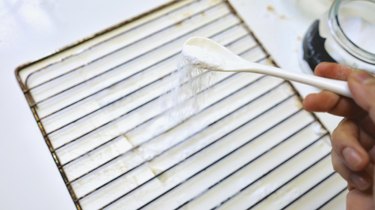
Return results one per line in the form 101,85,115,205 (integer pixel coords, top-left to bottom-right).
16,0,346,209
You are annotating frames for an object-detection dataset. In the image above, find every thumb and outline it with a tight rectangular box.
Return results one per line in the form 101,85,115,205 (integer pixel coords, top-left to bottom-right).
348,70,375,121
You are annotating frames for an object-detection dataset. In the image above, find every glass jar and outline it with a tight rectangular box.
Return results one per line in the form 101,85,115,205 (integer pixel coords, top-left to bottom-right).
302,0,375,73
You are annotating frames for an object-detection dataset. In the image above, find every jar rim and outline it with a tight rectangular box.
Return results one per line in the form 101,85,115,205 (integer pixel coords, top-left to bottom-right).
328,0,375,64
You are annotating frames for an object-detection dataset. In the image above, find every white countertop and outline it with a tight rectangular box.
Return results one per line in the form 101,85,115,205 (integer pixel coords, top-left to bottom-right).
0,1,169,209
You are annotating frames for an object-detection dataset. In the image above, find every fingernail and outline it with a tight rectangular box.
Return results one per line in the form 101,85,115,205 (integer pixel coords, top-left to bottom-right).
342,147,362,170
351,71,373,85
350,174,370,191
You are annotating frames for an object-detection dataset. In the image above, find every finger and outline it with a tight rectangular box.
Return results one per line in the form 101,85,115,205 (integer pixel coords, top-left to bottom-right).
349,70,375,122
332,148,372,191
349,172,372,192
359,116,375,139
331,119,369,171
303,63,365,117
369,146,375,163
346,189,375,210
359,126,375,151
348,182,355,191
303,90,365,118
332,149,351,181
314,62,352,80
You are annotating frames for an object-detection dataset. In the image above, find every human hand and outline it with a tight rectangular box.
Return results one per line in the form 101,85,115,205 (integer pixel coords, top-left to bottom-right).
302,62,375,210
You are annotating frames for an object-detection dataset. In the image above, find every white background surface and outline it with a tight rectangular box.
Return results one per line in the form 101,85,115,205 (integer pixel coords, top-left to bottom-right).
0,1,169,209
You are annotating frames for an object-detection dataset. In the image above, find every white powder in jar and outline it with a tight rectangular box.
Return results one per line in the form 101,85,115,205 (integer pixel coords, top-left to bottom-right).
339,1,375,54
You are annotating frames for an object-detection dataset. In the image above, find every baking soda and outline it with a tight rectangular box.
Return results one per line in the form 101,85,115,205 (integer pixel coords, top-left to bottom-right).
340,15,375,54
